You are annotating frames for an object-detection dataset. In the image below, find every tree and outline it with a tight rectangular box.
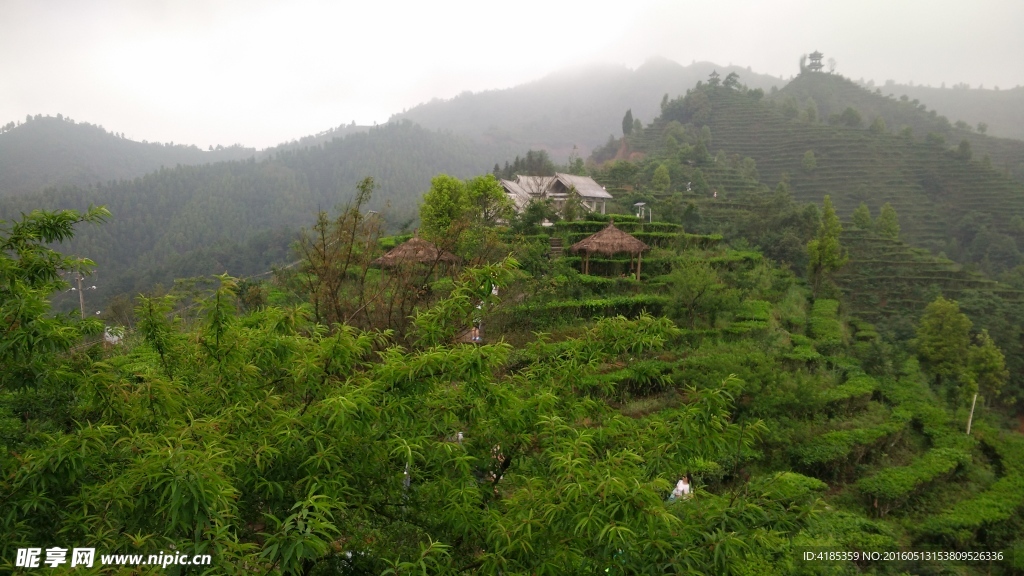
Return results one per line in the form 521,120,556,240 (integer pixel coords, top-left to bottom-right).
1,206,109,453
966,329,1008,405
869,117,888,134
419,174,469,244
977,122,988,135
852,202,872,229
565,145,587,176
915,296,972,387
622,109,634,136
652,163,671,192
804,99,818,123
295,177,387,327
875,202,900,240
802,150,817,172
665,260,727,328
838,107,863,128
957,139,973,160
691,168,710,194
561,190,583,221
723,72,740,90
806,195,847,296
465,174,513,226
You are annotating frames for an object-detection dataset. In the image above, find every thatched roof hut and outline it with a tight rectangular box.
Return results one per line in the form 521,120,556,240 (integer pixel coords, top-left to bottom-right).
569,221,649,279
372,237,460,268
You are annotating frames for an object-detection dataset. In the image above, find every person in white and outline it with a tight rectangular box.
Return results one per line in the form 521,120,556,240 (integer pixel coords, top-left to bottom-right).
670,476,692,501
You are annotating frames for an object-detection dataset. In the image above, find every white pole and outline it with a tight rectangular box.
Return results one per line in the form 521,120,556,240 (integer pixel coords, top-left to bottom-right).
77,276,86,319
966,392,978,434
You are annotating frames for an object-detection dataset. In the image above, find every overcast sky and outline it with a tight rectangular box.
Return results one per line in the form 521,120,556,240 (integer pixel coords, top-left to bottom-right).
3,0,1022,149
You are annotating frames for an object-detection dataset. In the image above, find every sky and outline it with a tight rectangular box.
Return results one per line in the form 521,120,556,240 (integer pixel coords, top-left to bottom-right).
2,0,1022,149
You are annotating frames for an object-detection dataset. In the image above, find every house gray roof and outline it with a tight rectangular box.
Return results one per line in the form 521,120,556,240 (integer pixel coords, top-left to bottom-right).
554,173,613,199
500,179,532,210
500,173,612,208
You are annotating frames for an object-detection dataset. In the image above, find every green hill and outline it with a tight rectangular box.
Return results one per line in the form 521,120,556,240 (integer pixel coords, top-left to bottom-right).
0,120,513,306
0,115,256,197
627,75,1024,271
775,73,1024,183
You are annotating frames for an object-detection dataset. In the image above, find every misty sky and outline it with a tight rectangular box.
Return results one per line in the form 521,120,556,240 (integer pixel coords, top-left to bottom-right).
3,0,1022,149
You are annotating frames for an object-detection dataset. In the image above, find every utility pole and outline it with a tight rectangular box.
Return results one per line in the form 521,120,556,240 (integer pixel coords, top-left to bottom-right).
72,275,97,319
77,275,86,319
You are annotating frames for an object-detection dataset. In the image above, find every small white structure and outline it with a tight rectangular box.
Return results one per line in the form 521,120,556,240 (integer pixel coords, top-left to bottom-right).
500,173,611,215
103,327,123,346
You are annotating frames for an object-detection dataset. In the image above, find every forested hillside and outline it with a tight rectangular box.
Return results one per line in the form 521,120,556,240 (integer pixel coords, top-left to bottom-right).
0,115,256,196
5,200,1024,574
394,58,784,160
0,120,512,307
578,88,1024,410
775,73,1024,182
602,72,1024,274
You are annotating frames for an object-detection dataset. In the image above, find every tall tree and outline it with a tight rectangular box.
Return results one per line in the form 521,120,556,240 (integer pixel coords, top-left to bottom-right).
1,206,109,453
966,329,1008,404
802,150,817,172
652,163,671,192
876,202,900,240
852,202,872,229
622,109,634,136
806,195,847,296
915,296,972,387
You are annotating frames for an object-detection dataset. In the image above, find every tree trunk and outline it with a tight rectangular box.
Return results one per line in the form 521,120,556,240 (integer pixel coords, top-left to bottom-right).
966,392,978,434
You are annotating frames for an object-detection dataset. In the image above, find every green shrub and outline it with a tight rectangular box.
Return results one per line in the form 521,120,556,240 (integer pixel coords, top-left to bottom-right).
918,474,1024,546
783,345,822,363
723,320,769,337
819,375,877,414
857,447,969,514
763,471,827,503
793,414,910,475
736,300,772,322
503,295,670,329
809,299,844,354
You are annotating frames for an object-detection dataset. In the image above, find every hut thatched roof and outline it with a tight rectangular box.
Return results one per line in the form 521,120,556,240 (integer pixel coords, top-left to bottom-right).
569,222,649,256
373,237,460,268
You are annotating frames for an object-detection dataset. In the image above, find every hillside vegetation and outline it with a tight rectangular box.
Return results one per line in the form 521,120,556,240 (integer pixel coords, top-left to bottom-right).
613,72,1024,273
5,203,1024,574
0,115,256,196
775,73,1024,182
0,121,513,307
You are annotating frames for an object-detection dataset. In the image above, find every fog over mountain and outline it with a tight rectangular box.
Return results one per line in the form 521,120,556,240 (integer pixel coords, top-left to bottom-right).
1,1,1021,150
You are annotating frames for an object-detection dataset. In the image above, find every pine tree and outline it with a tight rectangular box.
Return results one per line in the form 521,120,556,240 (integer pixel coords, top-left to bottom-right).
652,164,671,192
622,109,633,136
916,296,971,387
807,195,847,296
876,202,900,239
852,202,872,229
802,150,817,172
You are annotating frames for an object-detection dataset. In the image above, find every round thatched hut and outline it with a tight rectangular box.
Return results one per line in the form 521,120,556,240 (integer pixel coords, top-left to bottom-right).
569,221,649,280
372,237,460,268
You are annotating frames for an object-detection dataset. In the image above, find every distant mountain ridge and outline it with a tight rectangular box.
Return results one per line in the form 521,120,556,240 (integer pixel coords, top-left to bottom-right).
392,58,786,160
775,74,1024,182
0,115,257,197
0,120,510,307
866,81,1024,141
